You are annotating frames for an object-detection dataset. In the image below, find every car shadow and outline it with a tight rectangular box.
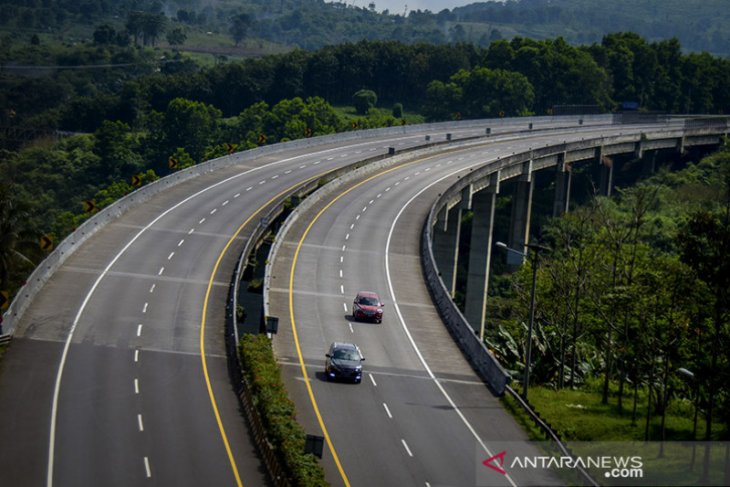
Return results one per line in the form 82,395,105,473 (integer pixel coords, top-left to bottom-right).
314,371,330,382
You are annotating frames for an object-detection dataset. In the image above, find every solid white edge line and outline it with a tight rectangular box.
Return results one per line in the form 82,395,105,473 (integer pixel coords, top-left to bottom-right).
46,134,427,487
384,166,519,487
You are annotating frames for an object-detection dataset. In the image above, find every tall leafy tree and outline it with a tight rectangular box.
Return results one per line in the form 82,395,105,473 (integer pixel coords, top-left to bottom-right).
163,98,222,163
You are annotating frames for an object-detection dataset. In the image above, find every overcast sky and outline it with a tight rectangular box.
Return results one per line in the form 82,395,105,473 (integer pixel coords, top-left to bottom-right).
334,0,484,15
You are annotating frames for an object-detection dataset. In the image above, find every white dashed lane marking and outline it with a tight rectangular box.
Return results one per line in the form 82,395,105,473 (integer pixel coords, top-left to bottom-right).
383,403,392,418
401,439,414,457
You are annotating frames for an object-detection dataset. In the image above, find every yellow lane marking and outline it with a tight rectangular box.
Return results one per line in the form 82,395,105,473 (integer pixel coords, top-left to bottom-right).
200,172,328,487
288,158,434,487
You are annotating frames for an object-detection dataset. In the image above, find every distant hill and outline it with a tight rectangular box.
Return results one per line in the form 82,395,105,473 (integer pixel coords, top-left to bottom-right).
452,0,730,56
0,0,728,56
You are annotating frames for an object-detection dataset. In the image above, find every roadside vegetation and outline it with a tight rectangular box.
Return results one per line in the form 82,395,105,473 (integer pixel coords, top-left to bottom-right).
239,333,327,486
480,145,730,445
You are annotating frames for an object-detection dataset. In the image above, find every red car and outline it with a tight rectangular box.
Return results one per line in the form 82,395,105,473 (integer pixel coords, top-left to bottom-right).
352,291,384,323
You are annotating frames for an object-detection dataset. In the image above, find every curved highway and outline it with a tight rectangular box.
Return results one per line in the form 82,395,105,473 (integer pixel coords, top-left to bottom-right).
0,116,675,486
0,121,548,486
267,122,684,486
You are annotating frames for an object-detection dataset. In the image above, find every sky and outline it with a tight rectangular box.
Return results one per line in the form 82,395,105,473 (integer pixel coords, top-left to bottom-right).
330,0,489,15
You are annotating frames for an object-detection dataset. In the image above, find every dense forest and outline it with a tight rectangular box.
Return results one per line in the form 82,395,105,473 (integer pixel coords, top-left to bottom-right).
1,0,730,54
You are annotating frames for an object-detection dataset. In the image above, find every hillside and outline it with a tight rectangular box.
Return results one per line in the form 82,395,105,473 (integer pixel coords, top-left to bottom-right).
0,0,728,56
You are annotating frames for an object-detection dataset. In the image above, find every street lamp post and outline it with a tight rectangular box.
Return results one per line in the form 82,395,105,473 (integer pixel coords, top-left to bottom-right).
496,241,550,401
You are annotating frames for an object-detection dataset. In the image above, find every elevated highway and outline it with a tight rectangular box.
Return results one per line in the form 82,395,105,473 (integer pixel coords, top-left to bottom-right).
0,115,724,486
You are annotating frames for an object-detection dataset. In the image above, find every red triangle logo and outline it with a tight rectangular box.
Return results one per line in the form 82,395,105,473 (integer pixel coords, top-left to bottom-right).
483,450,507,475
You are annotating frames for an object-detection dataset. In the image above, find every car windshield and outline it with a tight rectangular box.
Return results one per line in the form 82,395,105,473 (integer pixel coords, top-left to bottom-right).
357,296,379,306
333,349,360,361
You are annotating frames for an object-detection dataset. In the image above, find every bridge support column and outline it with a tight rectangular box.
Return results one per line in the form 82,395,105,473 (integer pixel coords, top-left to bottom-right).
595,146,613,197
507,161,534,264
465,174,499,338
552,153,571,217
432,186,470,297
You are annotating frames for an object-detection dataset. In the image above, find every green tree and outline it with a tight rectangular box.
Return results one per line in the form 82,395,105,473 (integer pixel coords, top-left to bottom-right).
451,66,534,117
352,89,378,115
163,98,222,163
93,120,144,183
166,27,187,47
0,183,34,291
230,13,252,47
422,80,462,121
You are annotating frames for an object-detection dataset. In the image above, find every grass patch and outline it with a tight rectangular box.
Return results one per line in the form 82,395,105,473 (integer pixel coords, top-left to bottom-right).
514,379,723,442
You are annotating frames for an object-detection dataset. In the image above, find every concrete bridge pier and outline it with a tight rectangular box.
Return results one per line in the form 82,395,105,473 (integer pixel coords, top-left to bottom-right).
552,152,571,217
595,145,613,197
464,173,500,338
432,186,471,297
507,161,534,264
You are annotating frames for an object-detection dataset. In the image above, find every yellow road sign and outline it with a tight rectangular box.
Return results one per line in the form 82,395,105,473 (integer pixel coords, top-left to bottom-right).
131,175,142,188
168,156,179,169
0,291,8,311
40,235,53,251
82,200,98,213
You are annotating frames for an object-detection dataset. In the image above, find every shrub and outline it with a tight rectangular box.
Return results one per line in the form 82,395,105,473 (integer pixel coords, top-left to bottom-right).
239,334,327,486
